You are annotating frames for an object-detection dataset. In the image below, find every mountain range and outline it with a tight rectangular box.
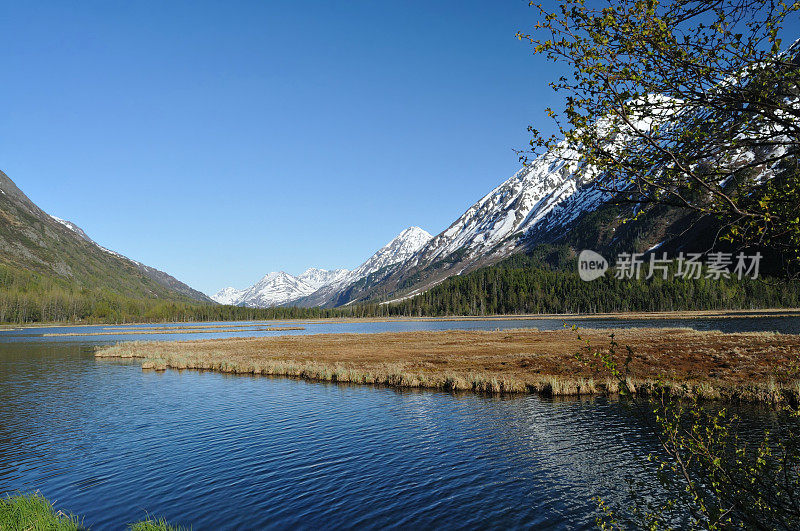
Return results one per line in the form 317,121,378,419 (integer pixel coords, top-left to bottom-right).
5,69,790,313
210,141,612,308
212,227,432,307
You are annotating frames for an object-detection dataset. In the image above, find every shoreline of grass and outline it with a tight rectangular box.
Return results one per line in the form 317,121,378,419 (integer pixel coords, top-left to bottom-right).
96,328,800,405
0,492,185,530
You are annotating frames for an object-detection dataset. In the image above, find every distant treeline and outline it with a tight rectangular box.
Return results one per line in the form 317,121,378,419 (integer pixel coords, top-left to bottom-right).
384,247,800,316
0,264,362,324
2,247,799,324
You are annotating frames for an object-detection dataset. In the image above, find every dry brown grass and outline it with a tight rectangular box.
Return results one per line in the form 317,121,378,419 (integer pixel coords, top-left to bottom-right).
95,328,800,403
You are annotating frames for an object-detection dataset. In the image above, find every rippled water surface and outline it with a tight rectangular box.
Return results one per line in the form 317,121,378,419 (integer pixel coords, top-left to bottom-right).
1,316,796,529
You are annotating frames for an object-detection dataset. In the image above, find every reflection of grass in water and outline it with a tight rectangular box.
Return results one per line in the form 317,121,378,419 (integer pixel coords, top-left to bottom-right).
96,328,800,404
44,327,305,337
0,493,187,530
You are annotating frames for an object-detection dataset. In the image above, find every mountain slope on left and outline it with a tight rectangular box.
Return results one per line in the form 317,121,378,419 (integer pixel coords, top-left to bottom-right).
0,170,212,320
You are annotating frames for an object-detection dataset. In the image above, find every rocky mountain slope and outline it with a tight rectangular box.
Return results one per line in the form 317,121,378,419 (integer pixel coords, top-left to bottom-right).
323,87,796,306
210,144,614,309
0,170,212,303
294,227,433,307
309,149,610,306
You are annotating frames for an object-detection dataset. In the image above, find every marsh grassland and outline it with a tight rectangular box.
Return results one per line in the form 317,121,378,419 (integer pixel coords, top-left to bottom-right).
95,328,800,403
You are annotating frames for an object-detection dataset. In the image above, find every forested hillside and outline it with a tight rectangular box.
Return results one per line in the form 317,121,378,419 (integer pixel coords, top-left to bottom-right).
0,262,370,323
385,245,800,316
0,169,222,323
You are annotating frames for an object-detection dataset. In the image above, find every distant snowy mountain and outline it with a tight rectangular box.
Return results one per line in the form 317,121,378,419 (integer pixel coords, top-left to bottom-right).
212,287,244,306
212,267,351,307
217,95,750,308
347,227,432,282
236,271,318,308
211,142,626,308
297,268,350,290
313,151,609,306
213,227,432,308
293,227,433,307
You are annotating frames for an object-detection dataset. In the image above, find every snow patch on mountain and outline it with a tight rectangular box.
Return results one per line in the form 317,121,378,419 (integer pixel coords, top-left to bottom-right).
50,214,144,265
51,216,94,242
298,267,350,290
346,227,432,284
399,144,588,270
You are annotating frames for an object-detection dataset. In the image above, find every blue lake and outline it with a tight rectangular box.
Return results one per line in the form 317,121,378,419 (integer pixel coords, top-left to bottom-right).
1,316,797,529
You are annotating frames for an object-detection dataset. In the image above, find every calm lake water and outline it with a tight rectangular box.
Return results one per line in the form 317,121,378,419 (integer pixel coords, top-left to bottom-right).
1,316,797,529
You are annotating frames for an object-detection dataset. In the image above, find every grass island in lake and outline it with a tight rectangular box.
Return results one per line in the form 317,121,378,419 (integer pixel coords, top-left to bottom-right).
96,326,800,404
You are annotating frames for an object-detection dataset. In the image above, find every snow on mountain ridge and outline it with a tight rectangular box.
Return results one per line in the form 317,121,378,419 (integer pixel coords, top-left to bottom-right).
298,267,350,290
344,226,432,285
396,100,683,276
212,268,352,307
212,227,432,308
50,214,146,266
399,145,585,271
234,271,319,308
50,215,94,242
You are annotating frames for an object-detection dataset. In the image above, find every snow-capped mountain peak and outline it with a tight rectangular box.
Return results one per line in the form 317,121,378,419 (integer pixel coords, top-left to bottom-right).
212,287,244,306
211,227,433,308
347,226,432,282
212,268,352,307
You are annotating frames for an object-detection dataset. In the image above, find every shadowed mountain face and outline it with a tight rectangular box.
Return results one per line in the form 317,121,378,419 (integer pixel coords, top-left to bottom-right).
0,170,212,303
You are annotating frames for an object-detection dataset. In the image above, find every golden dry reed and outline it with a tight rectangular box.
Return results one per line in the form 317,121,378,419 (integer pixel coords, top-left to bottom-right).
95,328,800,404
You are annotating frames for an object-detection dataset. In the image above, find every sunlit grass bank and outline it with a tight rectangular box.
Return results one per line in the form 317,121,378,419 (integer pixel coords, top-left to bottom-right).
96,328,800,404
0,493,186,530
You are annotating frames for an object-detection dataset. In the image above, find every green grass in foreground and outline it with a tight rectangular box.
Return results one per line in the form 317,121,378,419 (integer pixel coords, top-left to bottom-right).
0,493,188,530
128,516,187,531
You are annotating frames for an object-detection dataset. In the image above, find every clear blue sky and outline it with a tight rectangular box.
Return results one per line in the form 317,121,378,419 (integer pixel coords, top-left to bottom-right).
0,1,565,296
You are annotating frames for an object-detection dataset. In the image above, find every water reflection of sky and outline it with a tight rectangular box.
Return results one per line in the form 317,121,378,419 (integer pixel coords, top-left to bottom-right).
1,315,799,344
